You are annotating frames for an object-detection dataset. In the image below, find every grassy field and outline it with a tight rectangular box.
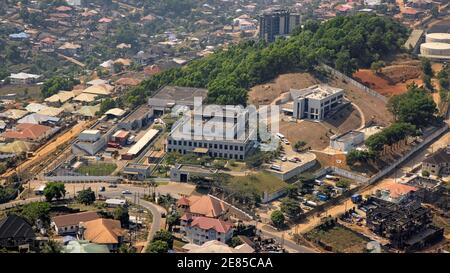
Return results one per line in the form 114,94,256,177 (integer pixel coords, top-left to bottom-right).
306,225,370,253
77,163,118,176
227,171,288,194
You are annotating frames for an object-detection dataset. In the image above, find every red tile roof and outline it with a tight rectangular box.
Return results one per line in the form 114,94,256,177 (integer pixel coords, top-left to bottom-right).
190,216,232,233
185,195,226,218
1,123,52,141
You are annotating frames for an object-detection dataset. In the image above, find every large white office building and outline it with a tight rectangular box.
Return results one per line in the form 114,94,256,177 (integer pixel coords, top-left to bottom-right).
291,84,345,120
166,106,256,160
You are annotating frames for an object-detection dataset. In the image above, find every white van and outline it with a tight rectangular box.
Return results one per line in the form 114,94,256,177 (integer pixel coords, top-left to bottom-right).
270,164,282,171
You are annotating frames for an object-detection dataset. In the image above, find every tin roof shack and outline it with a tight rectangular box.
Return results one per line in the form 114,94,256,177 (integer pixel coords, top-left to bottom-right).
123,163,151,181
366,198,443,251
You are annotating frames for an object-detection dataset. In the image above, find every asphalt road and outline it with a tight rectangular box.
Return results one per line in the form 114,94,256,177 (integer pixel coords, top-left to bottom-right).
103,190,165,241
259,224,317,253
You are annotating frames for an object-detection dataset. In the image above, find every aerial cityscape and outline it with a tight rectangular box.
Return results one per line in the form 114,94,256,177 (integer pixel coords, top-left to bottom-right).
0,0,449,258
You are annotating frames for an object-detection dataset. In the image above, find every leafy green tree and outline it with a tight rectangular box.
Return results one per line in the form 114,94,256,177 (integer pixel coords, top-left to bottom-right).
41,77,80,98
346,150,374,166
229,236,243,247
41,240,63,253
422,170,430,177
421,58,433,77
166,212,180,231
76,188,96,205
294,141,307,152
270,210,285,228
43,182,66,202
336,179,351,189
146,240,169,253
370,60,385,74
387,84,437,127
113,207,129,228
20,202,51,224
280,198,303,220
152,230,174,249
99,98,117,114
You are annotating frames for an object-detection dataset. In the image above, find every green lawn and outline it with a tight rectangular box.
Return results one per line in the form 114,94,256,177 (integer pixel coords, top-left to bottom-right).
227,171,288,194
77,163,117,176
306,225,370,253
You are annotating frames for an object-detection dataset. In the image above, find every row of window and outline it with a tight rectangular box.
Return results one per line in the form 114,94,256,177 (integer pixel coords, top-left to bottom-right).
168,139,244,151
167,148,244,160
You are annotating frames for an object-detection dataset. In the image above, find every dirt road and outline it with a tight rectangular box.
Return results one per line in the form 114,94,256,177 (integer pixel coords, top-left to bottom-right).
1,120,91,179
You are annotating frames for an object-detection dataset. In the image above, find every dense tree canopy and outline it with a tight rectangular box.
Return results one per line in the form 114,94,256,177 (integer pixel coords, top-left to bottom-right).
41,76,80,98
129,14,407,107
387,84,438,128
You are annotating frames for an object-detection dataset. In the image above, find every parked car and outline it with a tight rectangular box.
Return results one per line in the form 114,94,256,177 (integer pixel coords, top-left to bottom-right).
281,156,287,162
122,190,132,194
99,186,105,192
108,184,117,188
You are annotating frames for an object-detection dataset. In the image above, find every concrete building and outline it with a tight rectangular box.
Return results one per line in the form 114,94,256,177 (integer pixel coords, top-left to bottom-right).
9,73,41,85
170,164,218,182
291,85,345,120
366,198,443,251
166,106,256,160
51,212,100,235
182,216,233,245
117,105,152,131
72,129,107,156
123,163,151,180
330,130,365,152
258,9,301,43
148,86,208,116
422,147,450,176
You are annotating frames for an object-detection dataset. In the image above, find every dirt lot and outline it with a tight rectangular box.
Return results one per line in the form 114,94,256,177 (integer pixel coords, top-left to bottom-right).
248,73,320,106
249,72,393,128
353,69,422,97
279,120,331,151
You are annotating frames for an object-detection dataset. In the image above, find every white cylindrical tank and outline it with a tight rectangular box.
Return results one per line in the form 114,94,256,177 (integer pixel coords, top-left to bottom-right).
420,42,450,56
425,33,450,44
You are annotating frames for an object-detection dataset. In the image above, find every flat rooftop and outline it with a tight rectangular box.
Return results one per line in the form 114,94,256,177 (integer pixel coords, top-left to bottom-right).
290,84,343,101
149,86,208,107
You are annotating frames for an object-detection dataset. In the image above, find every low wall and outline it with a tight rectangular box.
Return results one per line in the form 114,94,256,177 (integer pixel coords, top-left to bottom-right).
44,175,121,183
320,64,388,103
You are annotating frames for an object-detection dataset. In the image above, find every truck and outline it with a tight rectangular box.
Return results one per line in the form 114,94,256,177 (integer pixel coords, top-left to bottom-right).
351,194,362,204
304,201,318,207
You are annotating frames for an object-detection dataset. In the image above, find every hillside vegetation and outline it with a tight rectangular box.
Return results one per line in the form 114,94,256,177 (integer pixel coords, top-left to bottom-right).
126,14,408,106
